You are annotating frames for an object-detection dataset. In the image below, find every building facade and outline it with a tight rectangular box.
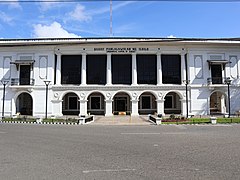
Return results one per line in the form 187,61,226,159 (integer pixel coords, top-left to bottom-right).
0,38,240,117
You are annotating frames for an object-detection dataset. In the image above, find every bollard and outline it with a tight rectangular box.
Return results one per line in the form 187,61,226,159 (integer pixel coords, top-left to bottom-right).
210,117,217,124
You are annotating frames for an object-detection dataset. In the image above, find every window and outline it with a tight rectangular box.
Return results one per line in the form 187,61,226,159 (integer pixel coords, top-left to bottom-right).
20,65,31,85
162,55,181,84
112,55,132,84
141,96,151,109
68,96,78,110
137,55,157,84
61,55,81,84
90,96,101,109
87,55,106,84
211,64,222,84
164,96,173,108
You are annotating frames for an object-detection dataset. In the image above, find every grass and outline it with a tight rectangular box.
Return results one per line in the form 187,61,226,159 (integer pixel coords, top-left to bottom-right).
1,117,79,123
161,117,240,124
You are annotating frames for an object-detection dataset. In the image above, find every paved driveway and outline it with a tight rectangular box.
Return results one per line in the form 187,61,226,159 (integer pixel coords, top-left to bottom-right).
0,124,239,180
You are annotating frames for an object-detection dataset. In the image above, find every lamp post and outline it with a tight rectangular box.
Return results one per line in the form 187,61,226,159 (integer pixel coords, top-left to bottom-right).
225,77,231,118
43,80,51,119
1,80,9,119
183,80,190,118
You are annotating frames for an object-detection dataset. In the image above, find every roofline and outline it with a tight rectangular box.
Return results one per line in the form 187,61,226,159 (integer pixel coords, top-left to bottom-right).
0,37,240,46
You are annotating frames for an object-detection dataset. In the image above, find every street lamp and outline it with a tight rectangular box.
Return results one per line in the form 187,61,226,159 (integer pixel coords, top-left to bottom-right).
43,80,51,119
1,80,9,119
224,77,232,118
183,80,190,118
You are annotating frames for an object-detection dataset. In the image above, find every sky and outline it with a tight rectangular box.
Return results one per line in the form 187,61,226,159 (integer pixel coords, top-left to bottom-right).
0,0,240,39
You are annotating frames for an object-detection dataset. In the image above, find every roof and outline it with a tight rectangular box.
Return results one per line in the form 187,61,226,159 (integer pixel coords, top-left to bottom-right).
0,37,240,47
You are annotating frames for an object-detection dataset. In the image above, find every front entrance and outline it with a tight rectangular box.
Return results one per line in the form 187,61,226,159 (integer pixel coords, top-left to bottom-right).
115,97,127,111
113,92,131,115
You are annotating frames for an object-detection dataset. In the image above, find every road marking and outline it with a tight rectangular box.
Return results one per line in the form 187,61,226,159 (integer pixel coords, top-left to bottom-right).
163,132,187,135
121,133,161,135
83,168,136,174
153,144,159,147
0,131,6,134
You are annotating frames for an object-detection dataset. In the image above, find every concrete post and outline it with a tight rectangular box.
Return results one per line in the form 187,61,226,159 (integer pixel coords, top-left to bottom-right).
131,99,139,116
81,53,87,85
106,53,112,85
105,99,113,116
132,53,137,85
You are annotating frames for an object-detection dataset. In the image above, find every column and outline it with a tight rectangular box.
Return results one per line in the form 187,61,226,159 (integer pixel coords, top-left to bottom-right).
106,53,112,85
51,100,63,117
156,99,165,116
181,99,187,117
131,100,139,116
132,53,137,85
11,98,16,116
79,100,87,116
105,99,113,116
181,52,186,84
56,53,61,85
81,53,87,85
157,53,162,85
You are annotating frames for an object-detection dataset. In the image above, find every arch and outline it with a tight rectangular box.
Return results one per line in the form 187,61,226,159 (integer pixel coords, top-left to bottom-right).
138,92,157,115
62,92,80,115
164,92,182,114
113,92,131,115
210,91,227,115
86,91,106,100
163,90,183,100
138,90,158,100
87,92,105,115
111,90,132,101
60,90,80,100
16,92,33,116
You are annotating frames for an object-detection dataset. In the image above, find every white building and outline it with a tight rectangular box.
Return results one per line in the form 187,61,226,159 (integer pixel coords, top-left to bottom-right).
0,38,240,118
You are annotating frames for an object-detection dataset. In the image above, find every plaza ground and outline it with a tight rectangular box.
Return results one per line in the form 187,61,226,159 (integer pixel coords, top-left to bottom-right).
0,123,240,179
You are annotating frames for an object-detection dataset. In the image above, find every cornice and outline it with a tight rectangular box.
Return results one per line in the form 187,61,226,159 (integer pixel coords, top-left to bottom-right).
52,85,186,91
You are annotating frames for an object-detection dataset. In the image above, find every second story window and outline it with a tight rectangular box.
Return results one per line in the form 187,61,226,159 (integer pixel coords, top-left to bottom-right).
87,55,106,85
211,64,223,84
112,55,132,85
137,55,157,85
61,55,81,85
161,55,181,84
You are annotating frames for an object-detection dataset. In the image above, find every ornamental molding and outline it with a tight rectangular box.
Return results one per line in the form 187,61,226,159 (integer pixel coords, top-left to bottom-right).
52,85,186,91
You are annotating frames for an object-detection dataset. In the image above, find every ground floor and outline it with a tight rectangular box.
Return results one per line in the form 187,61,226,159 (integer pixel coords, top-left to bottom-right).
1,85,239,118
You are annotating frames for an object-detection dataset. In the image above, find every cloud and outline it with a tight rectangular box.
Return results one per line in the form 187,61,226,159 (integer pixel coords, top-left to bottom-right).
88,1,135,16
4,0,21,9
0,11,13,25
167,35,177,38
68,4,91,22
38,0,61,11
33,22,81,38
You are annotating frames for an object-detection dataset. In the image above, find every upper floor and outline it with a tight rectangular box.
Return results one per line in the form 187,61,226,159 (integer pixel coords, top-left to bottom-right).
0,38,240,88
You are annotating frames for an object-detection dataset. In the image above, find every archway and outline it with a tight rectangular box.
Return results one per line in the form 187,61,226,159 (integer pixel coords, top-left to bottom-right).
210,91,226,115
113,92,131,115
87,92,105,115
62,92,80,115
138,92,157,115
16,93,33,115
164,92,181,114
